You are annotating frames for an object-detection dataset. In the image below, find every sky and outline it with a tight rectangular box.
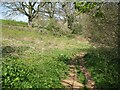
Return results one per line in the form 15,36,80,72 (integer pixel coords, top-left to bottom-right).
0,4,28,22
0,3,63,23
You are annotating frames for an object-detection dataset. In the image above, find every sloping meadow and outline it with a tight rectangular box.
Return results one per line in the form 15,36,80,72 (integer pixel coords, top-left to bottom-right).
2,21,90,88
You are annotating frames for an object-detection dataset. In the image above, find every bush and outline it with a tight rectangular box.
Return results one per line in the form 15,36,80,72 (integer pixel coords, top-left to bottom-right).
46,19,60,31
71,23,83,34
33,16,71,35
32,16,47,28
46,19,71,35
81,3,118,47
84,47,119,89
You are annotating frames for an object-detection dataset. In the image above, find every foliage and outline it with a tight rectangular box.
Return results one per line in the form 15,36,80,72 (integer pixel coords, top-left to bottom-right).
45,19,71,35
67,15,74,29
2,20,90,88
84,47,119,89
33,16,47,29
2,57,69,88
2,61,36,88
71,23,83,34
74,2,97,13
78,3,118,47
77,68,87,86
33,17,71,35
2,2,119,88
74,2,103,18
46,19,58,31
58,54,71,64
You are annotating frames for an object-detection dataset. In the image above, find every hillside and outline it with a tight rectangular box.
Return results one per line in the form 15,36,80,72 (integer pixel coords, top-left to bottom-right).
2,19,90,88
1,19,27,27
2,19,119,89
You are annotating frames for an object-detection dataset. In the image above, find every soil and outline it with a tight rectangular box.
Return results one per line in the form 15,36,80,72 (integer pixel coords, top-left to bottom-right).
61,52,96,90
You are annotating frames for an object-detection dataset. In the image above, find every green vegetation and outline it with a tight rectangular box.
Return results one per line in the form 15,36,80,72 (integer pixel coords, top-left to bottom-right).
84,47,119,89
2,2,119,88
1,1,119,89
1,19,27,27
2,18,119,89
2,19,90,88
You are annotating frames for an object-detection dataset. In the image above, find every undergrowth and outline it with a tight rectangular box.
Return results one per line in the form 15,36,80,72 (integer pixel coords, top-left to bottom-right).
84,47,119,89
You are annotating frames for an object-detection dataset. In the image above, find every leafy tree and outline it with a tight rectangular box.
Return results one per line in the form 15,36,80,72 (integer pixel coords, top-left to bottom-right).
74,2,98,13
74,2,103,17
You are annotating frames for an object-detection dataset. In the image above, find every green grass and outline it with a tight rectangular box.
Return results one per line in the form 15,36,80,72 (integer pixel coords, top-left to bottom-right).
2,19,118,89
2,20,90,88
1,19,27,27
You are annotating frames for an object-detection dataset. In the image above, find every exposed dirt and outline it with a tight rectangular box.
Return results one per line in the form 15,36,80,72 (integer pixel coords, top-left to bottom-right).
61,52,96,89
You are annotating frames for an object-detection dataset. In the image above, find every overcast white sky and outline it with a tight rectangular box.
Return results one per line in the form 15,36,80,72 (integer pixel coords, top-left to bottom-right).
0,4,28,22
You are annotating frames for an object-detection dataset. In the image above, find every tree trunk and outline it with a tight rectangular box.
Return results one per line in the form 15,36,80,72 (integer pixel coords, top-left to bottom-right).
67,15,74,29
28,16,33,27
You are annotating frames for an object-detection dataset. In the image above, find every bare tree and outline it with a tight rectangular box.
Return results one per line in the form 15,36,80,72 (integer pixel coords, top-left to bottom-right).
61,2,75,29
2,2,46,27
42,2,57,19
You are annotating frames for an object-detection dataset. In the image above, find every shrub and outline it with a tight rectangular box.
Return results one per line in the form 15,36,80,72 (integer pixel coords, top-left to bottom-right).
84,47,119,89
33,16,71,35
2,61,36,88
32,16,47,28
71,23,83,34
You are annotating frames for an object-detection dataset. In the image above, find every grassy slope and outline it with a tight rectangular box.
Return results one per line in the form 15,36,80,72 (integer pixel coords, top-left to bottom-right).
2,19,118,89
2,20,90,88
1,19,27,27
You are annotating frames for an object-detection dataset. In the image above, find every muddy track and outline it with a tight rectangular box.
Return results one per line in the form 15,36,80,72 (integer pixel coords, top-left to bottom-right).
61,52,96,90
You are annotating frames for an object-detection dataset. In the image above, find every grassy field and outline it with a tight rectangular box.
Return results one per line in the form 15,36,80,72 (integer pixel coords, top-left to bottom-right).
2,20,119,89
1,19,27,27
2,20,90,88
